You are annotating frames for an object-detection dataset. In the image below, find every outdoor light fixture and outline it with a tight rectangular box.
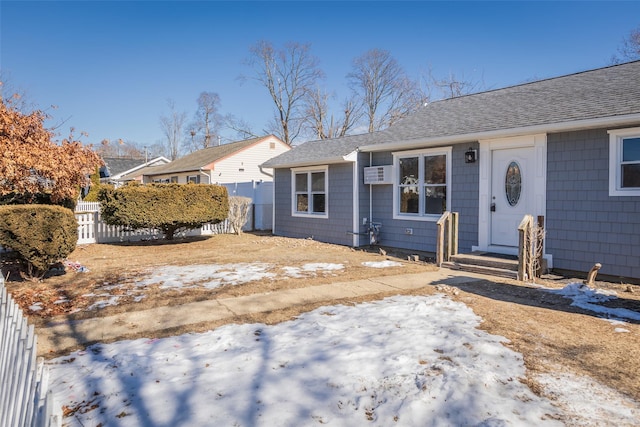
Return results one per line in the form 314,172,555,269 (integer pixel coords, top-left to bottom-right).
465,148,477,163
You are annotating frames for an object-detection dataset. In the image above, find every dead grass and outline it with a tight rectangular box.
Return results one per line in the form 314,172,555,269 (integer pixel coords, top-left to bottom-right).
2,233,433,325
3,232,640,403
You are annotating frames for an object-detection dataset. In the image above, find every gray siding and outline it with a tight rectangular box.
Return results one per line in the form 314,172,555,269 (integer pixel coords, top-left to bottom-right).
357,152,373,247
546,128,640,279
451,143,479,252
358,144,479,254
273,163,355,246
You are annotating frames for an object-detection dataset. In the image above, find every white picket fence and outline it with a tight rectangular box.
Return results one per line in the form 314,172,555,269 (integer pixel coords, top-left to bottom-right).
74,181,272,245
0,275,61,427
74,207,233,245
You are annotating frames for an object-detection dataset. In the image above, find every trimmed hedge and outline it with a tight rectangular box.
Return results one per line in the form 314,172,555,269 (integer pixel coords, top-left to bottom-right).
98,183,229,240
0,204,78,278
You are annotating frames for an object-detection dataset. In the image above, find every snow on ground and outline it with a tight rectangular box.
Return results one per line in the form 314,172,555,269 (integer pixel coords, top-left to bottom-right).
137,262,278,290
83,261,385,311
536,368,640,427
48,269,640,426
282,262,345,278
49,292,640,427
542,282,640,322
362,260,404,268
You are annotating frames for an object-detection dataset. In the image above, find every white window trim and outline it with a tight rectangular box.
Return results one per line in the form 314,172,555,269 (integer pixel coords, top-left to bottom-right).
608,127,640,196
291,165,329,219
392,147,452,222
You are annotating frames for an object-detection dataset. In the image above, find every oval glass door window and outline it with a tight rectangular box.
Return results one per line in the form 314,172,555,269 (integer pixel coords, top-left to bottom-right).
505,161,522,206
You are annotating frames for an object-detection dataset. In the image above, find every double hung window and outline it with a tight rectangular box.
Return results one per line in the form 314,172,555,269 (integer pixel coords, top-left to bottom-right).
609,127,640,196
292,166,328,218
394,148,451,219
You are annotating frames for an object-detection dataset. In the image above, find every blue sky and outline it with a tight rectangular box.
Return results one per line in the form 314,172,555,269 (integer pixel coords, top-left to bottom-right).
1,1,639,151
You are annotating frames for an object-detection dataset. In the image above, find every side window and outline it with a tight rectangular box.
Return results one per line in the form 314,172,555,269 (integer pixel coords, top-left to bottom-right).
609,127,640,196
292,167,328,218
621,137,640,188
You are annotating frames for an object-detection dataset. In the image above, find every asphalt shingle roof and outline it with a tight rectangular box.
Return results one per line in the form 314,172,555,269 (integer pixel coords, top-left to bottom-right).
102,158,147,176
147,136,271,175
264,60,640,168
380,59,640,143
261,132,385,168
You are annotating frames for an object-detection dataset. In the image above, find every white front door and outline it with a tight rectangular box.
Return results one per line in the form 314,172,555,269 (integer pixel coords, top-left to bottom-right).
490,147,535,248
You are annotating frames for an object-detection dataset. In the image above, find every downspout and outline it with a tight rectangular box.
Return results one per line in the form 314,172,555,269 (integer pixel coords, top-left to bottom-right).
352,154,359,247
271,170,276,233
198,168,211,184
369,152,373,234
259,165,274,178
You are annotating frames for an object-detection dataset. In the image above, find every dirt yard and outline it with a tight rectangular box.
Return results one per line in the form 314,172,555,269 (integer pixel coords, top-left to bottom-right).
3,232,640,404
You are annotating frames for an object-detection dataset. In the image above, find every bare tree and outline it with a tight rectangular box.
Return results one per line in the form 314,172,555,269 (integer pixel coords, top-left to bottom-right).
348,49,422,133
242,40,324,145
159,99,186,160
222,114,260,140
421,67,485,100
612,25,640,64
304,86,362,139
97,138,146,158
228,196,252,235
186,91,222,152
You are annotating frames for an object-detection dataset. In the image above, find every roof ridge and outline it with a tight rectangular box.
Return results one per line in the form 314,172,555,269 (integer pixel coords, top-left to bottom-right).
426,59,640,105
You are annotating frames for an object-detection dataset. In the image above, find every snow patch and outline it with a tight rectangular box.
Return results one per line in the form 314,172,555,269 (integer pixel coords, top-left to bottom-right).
362,260,403,268
136,263,277,290
282,263,344,278
536,368,640,426
544,282,640,322
29,302,43,312
49,295,569,427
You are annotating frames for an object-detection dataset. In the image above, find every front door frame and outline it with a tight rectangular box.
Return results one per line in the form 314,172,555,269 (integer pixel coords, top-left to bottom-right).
474,134,550,265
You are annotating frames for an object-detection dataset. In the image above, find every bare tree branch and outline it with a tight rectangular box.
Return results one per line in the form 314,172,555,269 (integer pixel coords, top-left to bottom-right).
186,91,222,152
420,66,485,100
159,99,186,160
611,25,640,64
243,40,324,145
348,49,422,132
303,86,362,139
222,114,261,140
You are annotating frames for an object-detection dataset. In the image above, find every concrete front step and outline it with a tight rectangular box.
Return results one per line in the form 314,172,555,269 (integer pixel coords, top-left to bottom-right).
441,261,519,279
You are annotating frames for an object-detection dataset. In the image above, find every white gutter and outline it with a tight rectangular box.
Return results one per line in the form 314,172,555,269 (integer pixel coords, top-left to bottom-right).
263,154,357,170
258,164,274,178
359,113,640,152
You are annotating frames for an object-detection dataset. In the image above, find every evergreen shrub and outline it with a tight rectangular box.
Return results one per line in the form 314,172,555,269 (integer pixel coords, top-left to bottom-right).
0,204,78,278
98,183,229,240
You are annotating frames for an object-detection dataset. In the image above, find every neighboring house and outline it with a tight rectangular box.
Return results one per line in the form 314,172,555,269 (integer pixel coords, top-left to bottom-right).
136,135,289,184
101,156,170,186
263,60,640,281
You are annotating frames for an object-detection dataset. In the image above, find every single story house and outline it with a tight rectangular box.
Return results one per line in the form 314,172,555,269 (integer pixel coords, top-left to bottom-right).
133,135,290,185
101,156,170,186
262,60,640,281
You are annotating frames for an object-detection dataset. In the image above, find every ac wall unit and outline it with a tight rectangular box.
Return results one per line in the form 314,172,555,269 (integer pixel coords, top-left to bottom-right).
364,165,394,185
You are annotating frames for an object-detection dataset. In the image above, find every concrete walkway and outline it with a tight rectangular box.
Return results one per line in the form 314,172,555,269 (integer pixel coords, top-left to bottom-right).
37,269,490,357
